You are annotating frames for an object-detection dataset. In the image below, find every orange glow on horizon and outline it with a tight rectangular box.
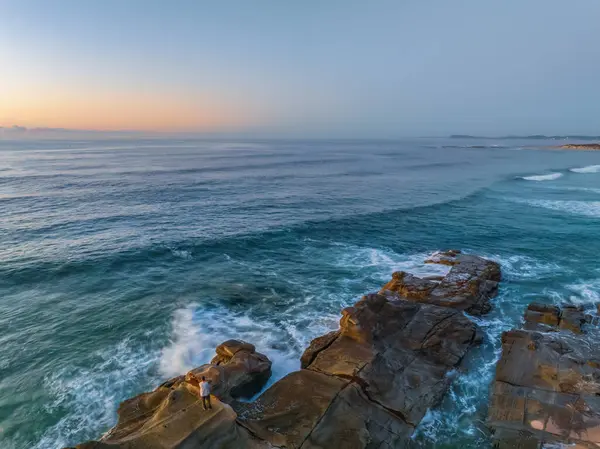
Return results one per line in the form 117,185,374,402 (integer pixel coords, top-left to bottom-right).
0,86,256,133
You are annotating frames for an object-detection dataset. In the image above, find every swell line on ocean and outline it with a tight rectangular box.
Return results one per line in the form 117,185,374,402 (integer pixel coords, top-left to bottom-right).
507,198,600,218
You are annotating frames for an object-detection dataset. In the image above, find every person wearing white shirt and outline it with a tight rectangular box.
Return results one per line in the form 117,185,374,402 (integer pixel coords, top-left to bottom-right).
199,376,212,410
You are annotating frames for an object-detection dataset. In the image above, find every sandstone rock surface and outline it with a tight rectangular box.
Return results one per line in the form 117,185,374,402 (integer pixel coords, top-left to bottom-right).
66,340,272,449
381,250,501,315
75,387,264,449
234,292,481,448
187,339,272,402
488,302,600,448
302,293,479,425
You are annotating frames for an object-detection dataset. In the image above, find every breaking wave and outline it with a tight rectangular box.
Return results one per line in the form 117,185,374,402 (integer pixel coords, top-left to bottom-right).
566,279,600,305
158,304,311,389
33,339,162,449
159,246,452,389
570,165,600,174
484,254,566,280
520,172,563,181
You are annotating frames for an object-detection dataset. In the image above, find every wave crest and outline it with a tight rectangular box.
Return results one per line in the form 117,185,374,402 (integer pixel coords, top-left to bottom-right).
158,303,336,397
570,165,600,174
520,173,563,181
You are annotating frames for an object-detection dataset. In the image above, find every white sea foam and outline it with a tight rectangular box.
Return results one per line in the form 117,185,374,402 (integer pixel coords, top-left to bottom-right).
570,164,600,173
520,172,563,181
332,244,451,278
560,186,600,194
566,279,600,305
170,248,193,259
158,303,337,392
485,254,566,280
159,305,207,376
518,199,600,217
158,304,299,380
34,339,161,449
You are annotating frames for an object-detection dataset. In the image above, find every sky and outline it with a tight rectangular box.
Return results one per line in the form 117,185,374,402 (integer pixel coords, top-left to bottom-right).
1,0,599,138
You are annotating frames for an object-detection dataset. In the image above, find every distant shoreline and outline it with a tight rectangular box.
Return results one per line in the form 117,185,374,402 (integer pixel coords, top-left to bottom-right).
450,134,600,140
448,135,600,151
558,143,600,150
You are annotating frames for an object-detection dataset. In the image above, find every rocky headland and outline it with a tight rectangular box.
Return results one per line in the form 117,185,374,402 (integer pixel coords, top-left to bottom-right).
559,143,600,150
67,250,502,448
66,250,600,448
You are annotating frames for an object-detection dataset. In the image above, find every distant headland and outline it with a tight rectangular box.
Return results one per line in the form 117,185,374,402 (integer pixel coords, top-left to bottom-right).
449,135,600,150
559,143,600,150
450,134,600,140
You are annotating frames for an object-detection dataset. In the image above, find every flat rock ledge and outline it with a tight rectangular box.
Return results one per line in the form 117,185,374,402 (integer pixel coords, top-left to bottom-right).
68,251,500,449
488,302,600,448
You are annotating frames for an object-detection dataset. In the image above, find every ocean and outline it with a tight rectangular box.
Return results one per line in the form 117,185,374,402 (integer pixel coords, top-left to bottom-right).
0,137,599,448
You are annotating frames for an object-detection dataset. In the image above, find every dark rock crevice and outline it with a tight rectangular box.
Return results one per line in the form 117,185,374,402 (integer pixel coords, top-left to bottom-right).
419,311,458,349
324,368,416,428
297,380,353,448
300,330,341,369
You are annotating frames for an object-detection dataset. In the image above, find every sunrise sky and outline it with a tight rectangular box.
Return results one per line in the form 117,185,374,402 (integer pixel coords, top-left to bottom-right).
2,0,599,137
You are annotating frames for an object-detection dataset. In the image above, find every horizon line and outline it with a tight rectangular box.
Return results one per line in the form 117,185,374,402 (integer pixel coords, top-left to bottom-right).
2,125,600,140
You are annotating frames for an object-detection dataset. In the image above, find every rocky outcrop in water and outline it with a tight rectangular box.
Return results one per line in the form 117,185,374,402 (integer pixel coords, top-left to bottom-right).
560,143,600,150
68,341,272,449
68,252,501,449
236,293,481,448
488,302,600,448
187,340,272,403
381,250,501,315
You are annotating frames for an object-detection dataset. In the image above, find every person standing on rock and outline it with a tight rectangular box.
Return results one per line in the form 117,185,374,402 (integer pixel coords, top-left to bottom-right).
199,376,212,410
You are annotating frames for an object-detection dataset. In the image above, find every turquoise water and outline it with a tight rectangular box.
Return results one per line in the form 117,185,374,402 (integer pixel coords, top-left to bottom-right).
0,138,599,448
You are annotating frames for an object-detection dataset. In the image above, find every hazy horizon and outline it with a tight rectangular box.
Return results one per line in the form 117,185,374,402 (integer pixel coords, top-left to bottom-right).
2,0,599,138
2,124,600,142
